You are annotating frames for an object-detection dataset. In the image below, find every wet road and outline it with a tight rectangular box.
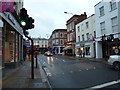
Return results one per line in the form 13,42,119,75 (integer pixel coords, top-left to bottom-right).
38,54,120,89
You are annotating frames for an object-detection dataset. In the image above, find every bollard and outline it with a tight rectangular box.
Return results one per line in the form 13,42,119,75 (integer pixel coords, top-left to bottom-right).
35,54,37,68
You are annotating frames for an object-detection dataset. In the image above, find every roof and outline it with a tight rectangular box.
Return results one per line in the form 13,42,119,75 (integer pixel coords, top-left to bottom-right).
32,38,48,40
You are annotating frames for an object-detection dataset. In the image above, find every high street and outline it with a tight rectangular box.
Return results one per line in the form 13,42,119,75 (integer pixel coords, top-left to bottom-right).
39,54,120,89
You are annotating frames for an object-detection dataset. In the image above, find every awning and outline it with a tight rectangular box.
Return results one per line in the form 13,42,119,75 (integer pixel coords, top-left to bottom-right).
52,47,59,50
63,46,72,50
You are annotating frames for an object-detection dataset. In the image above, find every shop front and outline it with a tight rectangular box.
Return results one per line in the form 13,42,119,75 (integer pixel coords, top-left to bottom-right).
52,46,65,55
2,13,23,68
106,39,120,56
75,42,95,58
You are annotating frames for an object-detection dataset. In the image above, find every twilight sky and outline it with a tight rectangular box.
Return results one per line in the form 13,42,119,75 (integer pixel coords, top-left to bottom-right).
24,0,101,39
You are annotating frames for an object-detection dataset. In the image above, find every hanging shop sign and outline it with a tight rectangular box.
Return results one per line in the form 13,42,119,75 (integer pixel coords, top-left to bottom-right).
0,0,14,13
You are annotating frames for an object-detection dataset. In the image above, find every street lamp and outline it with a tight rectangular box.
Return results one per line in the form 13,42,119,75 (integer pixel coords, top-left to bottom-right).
64,12,74,15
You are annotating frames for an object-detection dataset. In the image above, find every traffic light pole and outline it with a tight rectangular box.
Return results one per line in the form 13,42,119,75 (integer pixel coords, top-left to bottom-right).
23,30,34,79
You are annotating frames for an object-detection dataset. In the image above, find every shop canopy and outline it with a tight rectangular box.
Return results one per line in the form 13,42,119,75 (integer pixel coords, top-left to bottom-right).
63,46,72,50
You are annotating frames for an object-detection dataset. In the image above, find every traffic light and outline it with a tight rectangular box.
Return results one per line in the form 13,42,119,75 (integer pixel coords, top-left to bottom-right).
20,8,35,30
28,17,34,29
20,8,28,28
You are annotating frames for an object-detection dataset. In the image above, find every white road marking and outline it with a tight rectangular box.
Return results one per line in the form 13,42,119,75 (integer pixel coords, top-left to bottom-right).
86,69,89,70
83,80,120,90
93,67,96,69
63,60,65,62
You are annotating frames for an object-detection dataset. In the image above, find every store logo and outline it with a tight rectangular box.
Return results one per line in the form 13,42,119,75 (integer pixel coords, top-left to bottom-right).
0,0,14,13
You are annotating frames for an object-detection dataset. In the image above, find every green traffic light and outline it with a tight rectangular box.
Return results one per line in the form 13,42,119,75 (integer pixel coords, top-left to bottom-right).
21,20,26,26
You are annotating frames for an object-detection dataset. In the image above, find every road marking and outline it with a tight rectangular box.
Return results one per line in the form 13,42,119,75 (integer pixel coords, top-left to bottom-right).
93,67,96,69
83,80,120,90
79,70,81,71
86,69,89,70
63,60,65,62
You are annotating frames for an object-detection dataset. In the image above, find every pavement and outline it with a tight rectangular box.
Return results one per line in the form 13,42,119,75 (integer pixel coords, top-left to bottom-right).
60,55,108,64
2,57,51,89
2,54,107,89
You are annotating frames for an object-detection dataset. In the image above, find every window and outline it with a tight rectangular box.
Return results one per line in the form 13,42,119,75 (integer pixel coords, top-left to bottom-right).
110,0,117,11
99,6,105,16
100,22,105,35
81,24,84,31
78,36,80,42
77,26,80,32
56,33,58,38
82,34,84,41
52,34,55,38
111,16,118,33
61,40,63,44
86,33,90,40
86,22,89,29
60,33,62,38
56,39,59,44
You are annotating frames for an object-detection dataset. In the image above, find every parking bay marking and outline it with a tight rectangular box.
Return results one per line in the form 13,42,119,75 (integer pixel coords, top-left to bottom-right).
83,79,120,90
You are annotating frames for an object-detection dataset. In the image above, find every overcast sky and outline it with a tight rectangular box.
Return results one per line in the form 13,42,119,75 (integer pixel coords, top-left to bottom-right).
24,0,101,39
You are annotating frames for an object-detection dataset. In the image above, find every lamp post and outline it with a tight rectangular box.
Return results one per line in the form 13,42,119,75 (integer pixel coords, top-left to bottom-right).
64,12,74,15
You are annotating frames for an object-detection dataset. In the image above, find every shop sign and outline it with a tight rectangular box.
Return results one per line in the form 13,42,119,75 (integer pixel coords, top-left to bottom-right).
8,14,15,25
0,0,14,13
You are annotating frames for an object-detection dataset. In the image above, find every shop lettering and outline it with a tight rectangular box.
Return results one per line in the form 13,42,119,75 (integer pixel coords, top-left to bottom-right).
8,14,15,25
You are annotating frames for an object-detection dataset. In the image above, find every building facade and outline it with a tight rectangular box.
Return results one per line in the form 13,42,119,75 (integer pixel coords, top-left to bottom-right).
1,1,24,68
64,12,87,56
95,0,120,58
75,14,96,58
32,38,48,53
48,29,67,54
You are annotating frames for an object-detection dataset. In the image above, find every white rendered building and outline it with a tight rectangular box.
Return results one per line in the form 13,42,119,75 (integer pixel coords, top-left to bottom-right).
95,0,120,58
75,14,96,58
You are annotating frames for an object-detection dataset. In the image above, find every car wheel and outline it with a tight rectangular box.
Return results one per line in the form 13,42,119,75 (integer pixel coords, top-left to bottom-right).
113,62,120,70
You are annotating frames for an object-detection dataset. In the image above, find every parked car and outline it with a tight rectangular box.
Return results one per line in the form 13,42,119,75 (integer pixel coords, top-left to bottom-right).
108,55,120,70
44,51,53,56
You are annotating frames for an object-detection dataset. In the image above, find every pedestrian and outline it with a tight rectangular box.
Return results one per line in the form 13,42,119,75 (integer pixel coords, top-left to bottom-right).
79,51,82,58
83,52,85,58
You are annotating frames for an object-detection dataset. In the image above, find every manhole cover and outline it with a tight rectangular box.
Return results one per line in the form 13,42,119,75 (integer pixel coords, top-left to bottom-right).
32,83,44,88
